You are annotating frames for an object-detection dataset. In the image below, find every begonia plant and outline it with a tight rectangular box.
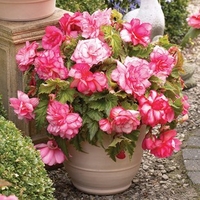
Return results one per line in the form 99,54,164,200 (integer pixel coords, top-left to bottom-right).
10,9,189,166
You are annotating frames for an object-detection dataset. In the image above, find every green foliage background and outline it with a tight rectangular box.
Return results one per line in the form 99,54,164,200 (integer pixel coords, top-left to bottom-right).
56,0,106,13
160,0,189,44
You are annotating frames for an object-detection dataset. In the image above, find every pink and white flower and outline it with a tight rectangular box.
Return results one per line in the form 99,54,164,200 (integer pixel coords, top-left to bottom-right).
120,18,151,47
59,12,83,38
111,56,152,97
187,10,200,29
142,129,182,158
150,46,175,82
71,38,111,66
46,100,82,140
42,26,65,49
9,91,39,121
16,41,38,72
34,48,68,80
35,140,66,166
80,9,112,39
139,90,174,127
69,63,108,94
99,106,140,134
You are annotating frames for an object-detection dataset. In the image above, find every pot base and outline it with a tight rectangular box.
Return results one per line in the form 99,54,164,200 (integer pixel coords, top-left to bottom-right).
65,126,146,195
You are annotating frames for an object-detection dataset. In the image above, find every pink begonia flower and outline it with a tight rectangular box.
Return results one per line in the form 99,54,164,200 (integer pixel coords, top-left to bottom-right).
34,47,68,80
59,12,83,38
120,18,151,47
181,95,190,115
80,9,112,39
46,100,82,139
80,11,100,39
139,90,174,127
71,38,111,66
99,119,112,134
9,91,39,121
187,10,200,29
0,195,18,200
69,63,108,95
99,106,140,134
16,41,38,72
35,140,66,166
92,8,112,27
111,56,152,97
42,26,65,49
150,46,175,82
142,129,182,158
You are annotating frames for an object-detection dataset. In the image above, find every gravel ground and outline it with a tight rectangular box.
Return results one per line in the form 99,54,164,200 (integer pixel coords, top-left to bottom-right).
48,1,200,199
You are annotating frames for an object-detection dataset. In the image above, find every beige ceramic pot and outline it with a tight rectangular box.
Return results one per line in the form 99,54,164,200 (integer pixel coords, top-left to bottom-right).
0,0,56,21
64,125,146,195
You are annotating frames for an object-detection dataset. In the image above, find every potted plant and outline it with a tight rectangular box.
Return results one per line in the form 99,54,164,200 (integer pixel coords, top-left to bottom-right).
0,0,56,21
9,9,189,195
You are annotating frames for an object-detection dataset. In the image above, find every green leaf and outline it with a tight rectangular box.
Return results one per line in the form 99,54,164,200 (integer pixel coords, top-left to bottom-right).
70,134,84,152
87,109,104,121
57,88,76,103
39,79,69,95
89,93,118,114
87,121,99,141
127,43,153,58
102,25,123,58
181,27,200,47
34,98,49,129
124,131,139,155
105,137,124,161
55,136,69,158
105,130,139,161
171,98,183,117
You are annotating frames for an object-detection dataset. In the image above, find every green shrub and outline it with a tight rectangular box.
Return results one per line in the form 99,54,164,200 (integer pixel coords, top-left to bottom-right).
56,0,106,14
0,116,55,200
160,0,189,44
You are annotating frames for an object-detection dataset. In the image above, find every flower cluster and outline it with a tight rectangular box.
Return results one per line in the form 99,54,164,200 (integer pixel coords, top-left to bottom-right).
10,9,189,166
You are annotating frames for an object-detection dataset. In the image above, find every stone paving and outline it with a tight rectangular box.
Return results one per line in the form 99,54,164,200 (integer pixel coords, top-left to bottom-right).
183,129,200,184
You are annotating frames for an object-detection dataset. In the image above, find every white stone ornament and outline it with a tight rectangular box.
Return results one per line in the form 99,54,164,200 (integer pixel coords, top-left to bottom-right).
123,0,165,40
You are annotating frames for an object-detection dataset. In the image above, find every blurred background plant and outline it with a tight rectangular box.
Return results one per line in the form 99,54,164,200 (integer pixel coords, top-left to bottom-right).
56,0,106,14
56,0,189,44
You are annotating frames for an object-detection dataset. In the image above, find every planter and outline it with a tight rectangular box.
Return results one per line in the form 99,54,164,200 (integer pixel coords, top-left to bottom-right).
64,125,146,195
0,0,56,21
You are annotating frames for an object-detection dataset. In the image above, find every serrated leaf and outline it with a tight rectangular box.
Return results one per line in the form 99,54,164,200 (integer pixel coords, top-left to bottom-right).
55,136,69,158
39,79,69,94
87,109,103,121
105,138,124,161
89,93,118,114
87,121,99,141
108,137,124,147
128,43,153,58
34,98,49,129
57,88,76,103
171,98,183,117
102,25,122,58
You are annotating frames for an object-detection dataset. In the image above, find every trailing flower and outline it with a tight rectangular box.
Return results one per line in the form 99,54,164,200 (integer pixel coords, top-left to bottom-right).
181,10,200,46
10,9,188,165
